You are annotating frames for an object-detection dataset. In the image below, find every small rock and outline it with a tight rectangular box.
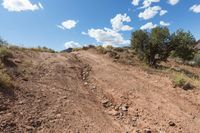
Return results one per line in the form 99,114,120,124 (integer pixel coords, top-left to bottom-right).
144,128,151,133
136,130,141,133
121,104,129,111
0,106,8,112
114,105,120,111
113,59,118,62
14,59,22,63
182,82,194,90
18,101,24,105
22,77,28,81
120,112,123,116
56,114,62,118
169,121,176,127
132,117,137,122
101,99,109,105
108,110,119,116
84,82,88,86
122,107,128,111
172,67,182,72
24,125,34,131
91,86,96,89
31,120,42,128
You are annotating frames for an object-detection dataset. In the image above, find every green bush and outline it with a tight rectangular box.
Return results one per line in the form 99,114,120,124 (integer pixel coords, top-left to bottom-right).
194,53,200,66
30,46,56,53
96,46,107,54
105,45,114,52
173,75,186,87
0,47,13,61
72,48,82,51
0,70,12,89
114,47,124,52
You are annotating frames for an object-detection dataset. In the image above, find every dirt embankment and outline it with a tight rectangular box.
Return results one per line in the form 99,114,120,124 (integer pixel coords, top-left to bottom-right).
0,49,200,133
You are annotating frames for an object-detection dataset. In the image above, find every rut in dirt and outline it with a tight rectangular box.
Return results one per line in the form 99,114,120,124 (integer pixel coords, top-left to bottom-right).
0,52,123,133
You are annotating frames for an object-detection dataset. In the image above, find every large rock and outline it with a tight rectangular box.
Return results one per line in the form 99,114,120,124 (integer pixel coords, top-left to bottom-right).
182,82,194,90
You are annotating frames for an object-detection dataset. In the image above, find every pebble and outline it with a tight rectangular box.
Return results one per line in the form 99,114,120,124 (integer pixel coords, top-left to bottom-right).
169,121,176,127
144,128,151,133
108,110,119,116
101,99,109,105
121,104,129,111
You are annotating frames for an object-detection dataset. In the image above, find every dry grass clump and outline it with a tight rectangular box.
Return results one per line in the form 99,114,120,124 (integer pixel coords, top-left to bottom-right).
171,72,199,90
0,47,13,62
0,68,12,89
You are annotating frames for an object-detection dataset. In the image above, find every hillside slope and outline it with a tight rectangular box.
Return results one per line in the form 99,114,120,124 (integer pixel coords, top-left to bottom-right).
0,48,200,133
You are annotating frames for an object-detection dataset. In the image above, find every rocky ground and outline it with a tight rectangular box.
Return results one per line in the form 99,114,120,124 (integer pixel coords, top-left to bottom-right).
0,48,200,133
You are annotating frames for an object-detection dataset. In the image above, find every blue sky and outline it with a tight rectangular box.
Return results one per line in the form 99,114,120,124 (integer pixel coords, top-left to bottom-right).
0,0,200,51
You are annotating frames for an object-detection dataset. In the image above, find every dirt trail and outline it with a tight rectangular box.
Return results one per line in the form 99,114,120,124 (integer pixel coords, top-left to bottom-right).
0,49,200,133
75,49,200,133
0,51,123,133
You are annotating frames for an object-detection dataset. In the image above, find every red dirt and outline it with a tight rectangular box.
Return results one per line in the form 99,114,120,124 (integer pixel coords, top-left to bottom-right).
0,49,200,133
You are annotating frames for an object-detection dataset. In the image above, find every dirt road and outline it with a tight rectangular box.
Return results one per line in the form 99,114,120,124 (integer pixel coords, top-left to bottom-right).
75,49,200,133
0,49,200,133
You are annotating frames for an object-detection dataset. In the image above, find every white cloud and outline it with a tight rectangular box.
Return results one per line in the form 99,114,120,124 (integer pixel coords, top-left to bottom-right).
87,28,129,47
132,0,140,6
141,0,160,9
110,14,133,31
84,13,132,47
81,31,87,35
38,2,43,10
140,22,157,30
190,4,200,13
168,0,180,5
160,21,170,26
64,41,82,49
138,6,161,20
57,20,77,30
2,0,43,12
160,10,168,16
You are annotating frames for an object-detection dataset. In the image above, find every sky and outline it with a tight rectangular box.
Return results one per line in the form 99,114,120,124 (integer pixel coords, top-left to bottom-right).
0,0,200,51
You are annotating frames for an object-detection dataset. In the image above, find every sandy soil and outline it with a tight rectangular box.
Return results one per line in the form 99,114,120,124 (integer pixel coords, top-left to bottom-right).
0,49,200,133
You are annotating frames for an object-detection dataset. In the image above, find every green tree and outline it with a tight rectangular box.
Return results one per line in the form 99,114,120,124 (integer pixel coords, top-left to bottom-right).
171,29,196,61
131,30,149,60
147,27,171,66
131,27,171,67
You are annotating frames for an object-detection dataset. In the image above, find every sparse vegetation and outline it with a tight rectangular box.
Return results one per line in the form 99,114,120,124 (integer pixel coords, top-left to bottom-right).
72,48,82,51
172,74,186,88
193,53,200,66
30,46,56,53
0,47,13,62
0,70,12,89
170,69,199,90
96,46,107,54
0,46,13,89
